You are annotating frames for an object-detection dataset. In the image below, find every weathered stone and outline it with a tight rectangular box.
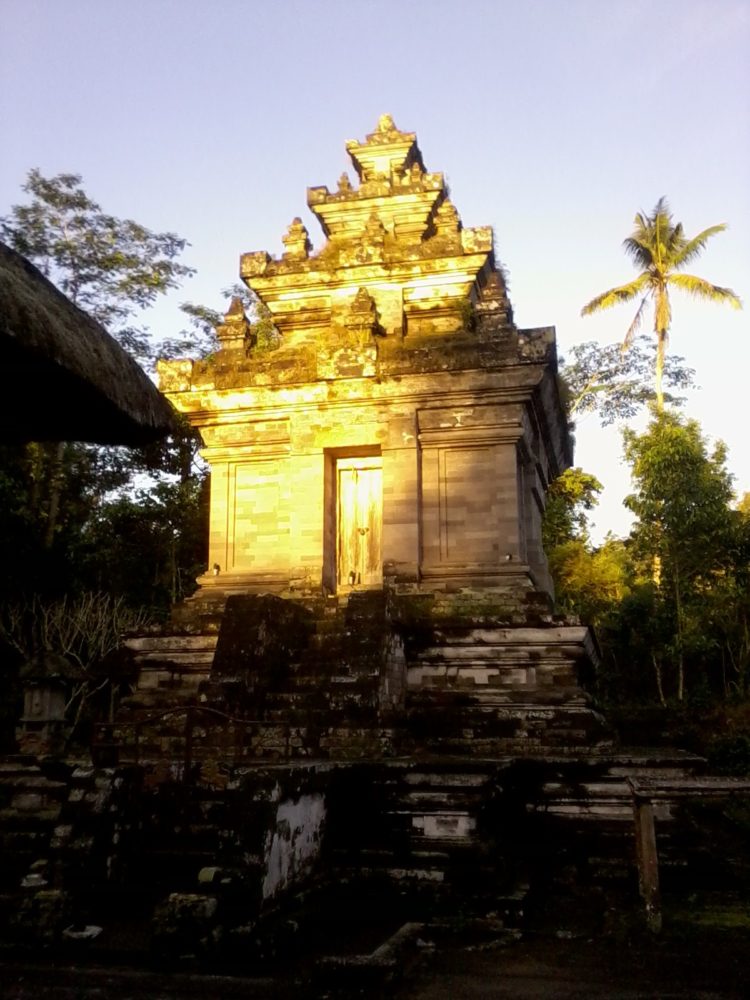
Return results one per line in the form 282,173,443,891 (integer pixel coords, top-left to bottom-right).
109,117,608,765
158,116,565,609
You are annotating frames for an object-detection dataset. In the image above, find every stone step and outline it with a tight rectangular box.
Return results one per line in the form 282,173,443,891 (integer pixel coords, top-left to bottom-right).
407,685,591,703
134,651,215,668
399,769,497,789
422,626,591,646
284,670,381,689
135,669,209,692
414,644,581,662
407,703,606,729
386,789,487,809
125,635,219,653
415,734,609,755
408,677,581,699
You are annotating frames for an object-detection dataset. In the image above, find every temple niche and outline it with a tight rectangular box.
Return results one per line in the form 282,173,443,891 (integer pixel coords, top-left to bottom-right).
158,115,568,609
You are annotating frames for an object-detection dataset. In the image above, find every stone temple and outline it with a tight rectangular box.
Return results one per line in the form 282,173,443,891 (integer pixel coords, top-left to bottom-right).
3,118,734,969
147,113,608,758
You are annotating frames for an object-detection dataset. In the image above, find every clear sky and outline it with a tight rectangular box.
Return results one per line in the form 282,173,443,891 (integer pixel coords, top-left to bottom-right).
2,0,748,540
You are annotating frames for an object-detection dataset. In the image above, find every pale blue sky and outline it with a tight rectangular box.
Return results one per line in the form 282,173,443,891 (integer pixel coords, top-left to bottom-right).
2,0,748,539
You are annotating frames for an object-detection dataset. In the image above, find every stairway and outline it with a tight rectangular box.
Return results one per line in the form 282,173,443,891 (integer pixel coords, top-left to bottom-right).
328,758,528,922
0,756,68,894
509,749,709,890
122,632,218,709
108,591,400,765
232,591,398,759
404,624,613,754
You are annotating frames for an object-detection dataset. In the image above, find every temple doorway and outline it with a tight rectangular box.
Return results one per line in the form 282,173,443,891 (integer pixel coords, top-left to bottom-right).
336,456,382,590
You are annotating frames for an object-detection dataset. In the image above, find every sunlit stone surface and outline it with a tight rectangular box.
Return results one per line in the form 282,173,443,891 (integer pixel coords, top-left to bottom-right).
159,115,570,605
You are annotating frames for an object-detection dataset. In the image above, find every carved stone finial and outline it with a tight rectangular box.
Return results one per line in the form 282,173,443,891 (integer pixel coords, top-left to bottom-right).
344,286,380,340
225,296,245,318
365,211,386,242
215,297,252,350
351,287,376,314
282,217,312,259
475,270,512,333
337,172,353,193
344,115,419,184
434,198,462,236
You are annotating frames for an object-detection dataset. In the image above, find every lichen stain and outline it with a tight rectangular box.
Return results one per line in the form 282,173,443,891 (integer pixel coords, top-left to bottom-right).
262,793,326,900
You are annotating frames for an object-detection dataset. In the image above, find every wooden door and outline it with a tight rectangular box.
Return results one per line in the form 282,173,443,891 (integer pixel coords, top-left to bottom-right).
337,457,382,589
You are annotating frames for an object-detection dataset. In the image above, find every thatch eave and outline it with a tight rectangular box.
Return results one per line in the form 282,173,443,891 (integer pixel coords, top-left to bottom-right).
0,241,178,445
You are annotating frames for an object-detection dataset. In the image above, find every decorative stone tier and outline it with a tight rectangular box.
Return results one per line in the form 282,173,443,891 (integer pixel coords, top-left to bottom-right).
158,117,569,604
114,592,609,763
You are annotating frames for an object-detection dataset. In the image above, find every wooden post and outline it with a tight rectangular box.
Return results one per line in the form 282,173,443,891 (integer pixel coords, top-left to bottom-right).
633,796,662,934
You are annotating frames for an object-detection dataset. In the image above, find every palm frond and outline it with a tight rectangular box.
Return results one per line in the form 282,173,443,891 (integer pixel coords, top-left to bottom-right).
651,198,674,269
671,224,728,269
581,273,649,316
622,296,648,349
665,221,687,257
668,273,742,307
622,236,653,269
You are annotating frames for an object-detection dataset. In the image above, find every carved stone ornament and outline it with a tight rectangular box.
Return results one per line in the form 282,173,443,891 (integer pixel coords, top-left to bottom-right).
215,297,252,350
282,217,312,259
374,113,398,138
364,211,386,243
343,287,380,339
434,198,462,236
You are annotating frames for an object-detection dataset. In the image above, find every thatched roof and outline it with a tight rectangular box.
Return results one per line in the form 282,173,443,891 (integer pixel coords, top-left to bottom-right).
0,241,177,444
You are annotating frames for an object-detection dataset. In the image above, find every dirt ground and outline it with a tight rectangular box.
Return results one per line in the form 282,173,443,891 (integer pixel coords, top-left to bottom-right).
397,932,748,999
1,925,748,1000
1,888,748,999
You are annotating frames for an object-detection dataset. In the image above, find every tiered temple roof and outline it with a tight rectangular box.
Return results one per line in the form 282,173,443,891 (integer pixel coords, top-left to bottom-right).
237,114,510,347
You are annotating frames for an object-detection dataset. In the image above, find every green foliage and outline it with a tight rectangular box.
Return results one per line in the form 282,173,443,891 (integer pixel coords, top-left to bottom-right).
597,412,747,705
1,169,195,366
161,283,280,360
78,474,208,613
543,469,628,627
560,335,696,425
543,467,603,548
624,412,735,584
544,411,750,725
548,536,628,626
0,170,205,614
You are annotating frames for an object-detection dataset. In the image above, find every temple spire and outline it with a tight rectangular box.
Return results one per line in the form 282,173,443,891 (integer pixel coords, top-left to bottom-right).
344,114,424,182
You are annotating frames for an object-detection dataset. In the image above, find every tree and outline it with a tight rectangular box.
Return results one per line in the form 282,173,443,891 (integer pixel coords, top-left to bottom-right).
623,412,736,701
542,468,628,627
548,536,629,627
0,170,200,606
1,169,194,365
581,198,741,410
0,592,153,741
78,475,209,611
543,467,603,549
161,283,279,362
560,335,695,425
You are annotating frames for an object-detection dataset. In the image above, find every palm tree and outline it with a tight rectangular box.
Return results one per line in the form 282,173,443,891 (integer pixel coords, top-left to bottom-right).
581,198,741,411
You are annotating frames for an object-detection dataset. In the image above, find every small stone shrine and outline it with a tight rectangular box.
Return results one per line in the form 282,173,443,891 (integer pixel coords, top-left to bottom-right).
151,115,608,755
10,118,735,971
